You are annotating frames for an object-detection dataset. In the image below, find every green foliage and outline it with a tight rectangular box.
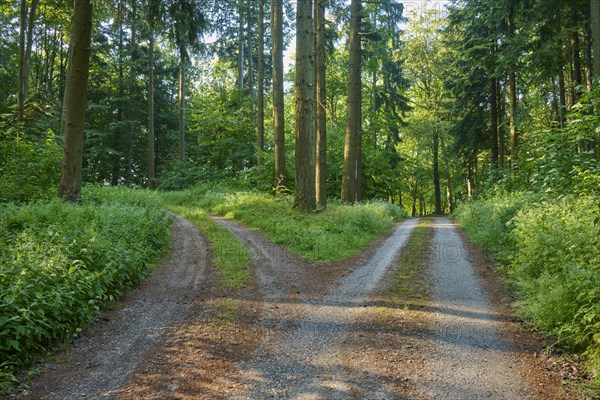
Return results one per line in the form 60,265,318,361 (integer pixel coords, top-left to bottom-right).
0,187,171,389
455,193,600,378
164,185,407,262
0,131,61,203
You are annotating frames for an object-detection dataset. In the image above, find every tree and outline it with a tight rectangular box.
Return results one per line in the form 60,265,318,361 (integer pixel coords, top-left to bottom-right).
257,0,265,167
272,0,286,186
294,0,316,211
341,0,362,203
58,0,93,201
167,0,206,162
315,0,327,209
592,0,600,74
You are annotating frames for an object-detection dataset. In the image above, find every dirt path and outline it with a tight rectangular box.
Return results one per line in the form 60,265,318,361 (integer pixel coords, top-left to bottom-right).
17,215,567,399
418,218,530,399
18,215,209,399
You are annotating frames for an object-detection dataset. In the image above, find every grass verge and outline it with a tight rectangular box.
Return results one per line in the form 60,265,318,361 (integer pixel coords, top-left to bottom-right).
0,186,171,392
161,185,407,262
387,219,432,309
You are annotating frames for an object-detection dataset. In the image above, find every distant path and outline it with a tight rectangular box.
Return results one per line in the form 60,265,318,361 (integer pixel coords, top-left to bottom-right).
19,215,209,399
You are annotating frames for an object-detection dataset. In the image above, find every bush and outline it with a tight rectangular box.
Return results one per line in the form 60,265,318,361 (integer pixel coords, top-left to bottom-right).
455,193,600,373
0,131,61,203
510,196,600,356
0,189,171,389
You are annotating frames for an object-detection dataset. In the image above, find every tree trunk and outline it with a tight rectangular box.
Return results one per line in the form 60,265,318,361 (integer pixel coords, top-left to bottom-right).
179,51,186,162
112,8,125,186
558,67,567,127
24,0,39,99
257,0,265,167
508,0,518,176
148,24,156,188
592,0,600,74
490,77,499,168
498,79,505,168
59,0,93,202
125,0,137,185
440,131,453,213
341,0,362,203
294,0,316,211
17,0,27,121
585,19,594,92
433,128,441,214
247,17,254,99
572,8,583,105
238,1,245,92
272,0,286,186
315,0,327,209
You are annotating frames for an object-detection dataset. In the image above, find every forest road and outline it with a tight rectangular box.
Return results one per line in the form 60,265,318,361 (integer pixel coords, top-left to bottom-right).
18,216,552,399
16,215,209,399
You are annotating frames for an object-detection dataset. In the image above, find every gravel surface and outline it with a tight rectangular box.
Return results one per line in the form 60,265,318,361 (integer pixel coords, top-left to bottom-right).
16,215,567,399
18,215,209,399
417,217,531,399
215,217,420,399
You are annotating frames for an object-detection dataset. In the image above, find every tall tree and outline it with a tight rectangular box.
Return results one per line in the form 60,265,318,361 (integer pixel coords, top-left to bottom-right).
168,0,206,162
125,0,138,185
58,0,93,201
341,0,362,203
272,0,286,186
295,0,316,211
315,0,327,208
257,0,265,167
592,0,600,74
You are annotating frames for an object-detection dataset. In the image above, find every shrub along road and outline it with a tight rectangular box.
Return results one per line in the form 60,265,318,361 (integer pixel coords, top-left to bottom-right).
19,216,575,399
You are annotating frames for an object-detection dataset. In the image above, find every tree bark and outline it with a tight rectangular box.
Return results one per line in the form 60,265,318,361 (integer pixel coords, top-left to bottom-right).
490,77,499,168
59,0,93,202
112,7,125,185
315,0,327,209
24,0,39,99
294,0,316,211
179,51,186,162
508,0,518,176
341,0,362,203
17,0,27,121
498,79,505,168
126,0,137,185
238,1,245,92
148,24,156,188
433,127,441,214
592,0,600,74
257,0,265,167
572,8,583,105
440,132,453,213
272,0,286,186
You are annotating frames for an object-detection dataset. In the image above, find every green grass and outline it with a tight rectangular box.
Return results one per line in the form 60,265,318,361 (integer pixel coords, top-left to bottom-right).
167,205,251,290
161,185,408,262
0,186,171,391
388,220,432,308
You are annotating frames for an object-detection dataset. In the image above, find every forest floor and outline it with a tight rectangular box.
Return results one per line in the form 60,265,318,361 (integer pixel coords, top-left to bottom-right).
15,216,589,399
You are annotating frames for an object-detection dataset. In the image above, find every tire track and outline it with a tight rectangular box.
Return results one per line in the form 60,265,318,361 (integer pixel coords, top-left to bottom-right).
214,217,420,399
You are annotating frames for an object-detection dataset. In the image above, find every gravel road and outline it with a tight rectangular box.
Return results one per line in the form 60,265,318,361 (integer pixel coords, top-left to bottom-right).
18,215,209,399
214,217,420,399
416,218,532,399
17,215,557,399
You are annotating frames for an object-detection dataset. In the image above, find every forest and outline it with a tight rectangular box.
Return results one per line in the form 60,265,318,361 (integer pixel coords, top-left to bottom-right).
1,0,599,395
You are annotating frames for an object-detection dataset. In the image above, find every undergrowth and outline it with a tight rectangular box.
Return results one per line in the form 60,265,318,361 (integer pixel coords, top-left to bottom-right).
454,193,600,386
0,186,171,391
161,184,408,262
